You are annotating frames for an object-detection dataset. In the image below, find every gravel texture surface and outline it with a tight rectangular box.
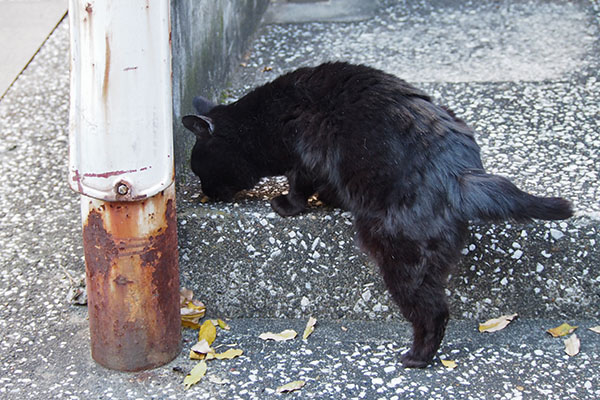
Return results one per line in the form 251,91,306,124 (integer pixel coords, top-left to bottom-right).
0,0,598,398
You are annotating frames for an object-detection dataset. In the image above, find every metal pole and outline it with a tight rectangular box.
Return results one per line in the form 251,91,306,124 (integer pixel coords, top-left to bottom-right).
68,0,180,371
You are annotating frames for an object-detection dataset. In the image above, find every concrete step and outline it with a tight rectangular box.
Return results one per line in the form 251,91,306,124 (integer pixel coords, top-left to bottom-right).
176,178,599,321
175,0,600,324
178,179,600,320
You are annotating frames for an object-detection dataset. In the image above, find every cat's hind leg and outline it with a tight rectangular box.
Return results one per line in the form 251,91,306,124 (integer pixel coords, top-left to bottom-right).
355,215,459,368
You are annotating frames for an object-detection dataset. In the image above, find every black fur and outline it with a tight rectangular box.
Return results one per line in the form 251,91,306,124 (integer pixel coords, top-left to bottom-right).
182,62,573,368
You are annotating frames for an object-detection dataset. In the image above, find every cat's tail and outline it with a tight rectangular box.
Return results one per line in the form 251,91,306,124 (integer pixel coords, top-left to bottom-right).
457,171,573,222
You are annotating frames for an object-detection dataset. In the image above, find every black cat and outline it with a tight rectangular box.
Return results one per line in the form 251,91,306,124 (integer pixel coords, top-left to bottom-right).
182,62,572,368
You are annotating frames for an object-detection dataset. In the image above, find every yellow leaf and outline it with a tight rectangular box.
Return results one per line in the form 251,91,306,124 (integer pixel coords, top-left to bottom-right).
259,329,297,341
209,319,231,330
589,326,600,334
181,308,205,318
213,348,243,360
181,300,206,325
182,320,201,330
184,360,207,390
276,380,305,393
199,320,217,345
189,300,206,311
564,334,580,357
302,316,317,340
479,313,518,333
546,323,578,337
189,349,205,360
441,359,457,369
217,319,231,330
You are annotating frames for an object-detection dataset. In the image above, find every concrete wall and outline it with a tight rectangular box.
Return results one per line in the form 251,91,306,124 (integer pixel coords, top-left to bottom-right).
171,0,269,175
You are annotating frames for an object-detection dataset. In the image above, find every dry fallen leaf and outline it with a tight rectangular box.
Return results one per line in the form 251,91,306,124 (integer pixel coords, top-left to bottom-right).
302,317,317,340
180,287,194,304
259,329,297,342
181,306,205,317
182,320,202,330
189,349,205,360
209,348,244,360
547,322,578,337
564,334,580,357
441,359,457,369
184,360,207,390
589,326,600,334
199,320,217,345
478,313,518,333
191,339,213,354
180,290,206,329
210,319,231,331
276,380,305,393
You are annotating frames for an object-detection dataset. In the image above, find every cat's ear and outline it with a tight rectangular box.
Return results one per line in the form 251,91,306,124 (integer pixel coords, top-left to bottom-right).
182,115,214,138
193,96,216,115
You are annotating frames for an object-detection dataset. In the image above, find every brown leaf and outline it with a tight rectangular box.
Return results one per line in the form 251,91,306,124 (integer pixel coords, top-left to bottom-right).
546,323,578,337
589,326,600,334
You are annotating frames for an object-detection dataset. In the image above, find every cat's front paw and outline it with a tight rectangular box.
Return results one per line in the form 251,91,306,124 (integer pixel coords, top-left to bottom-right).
270,195,305,217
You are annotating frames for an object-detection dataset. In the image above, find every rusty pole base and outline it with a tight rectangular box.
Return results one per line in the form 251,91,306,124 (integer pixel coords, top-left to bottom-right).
81,183,181,371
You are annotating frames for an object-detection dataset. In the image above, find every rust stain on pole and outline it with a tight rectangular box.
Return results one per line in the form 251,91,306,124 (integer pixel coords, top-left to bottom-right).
82,185,180,371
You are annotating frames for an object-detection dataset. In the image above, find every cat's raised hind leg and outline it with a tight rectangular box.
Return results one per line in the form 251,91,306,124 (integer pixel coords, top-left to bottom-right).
355,215,455,368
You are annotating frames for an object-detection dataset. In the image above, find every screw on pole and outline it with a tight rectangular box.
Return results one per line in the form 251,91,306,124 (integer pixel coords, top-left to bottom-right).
116,182,129,196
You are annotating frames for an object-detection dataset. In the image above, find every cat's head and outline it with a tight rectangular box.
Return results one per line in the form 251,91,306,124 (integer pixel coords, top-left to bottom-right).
182,97,257,202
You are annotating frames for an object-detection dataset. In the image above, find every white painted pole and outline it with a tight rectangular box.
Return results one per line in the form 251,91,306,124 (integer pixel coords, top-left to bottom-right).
68,0,180,371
